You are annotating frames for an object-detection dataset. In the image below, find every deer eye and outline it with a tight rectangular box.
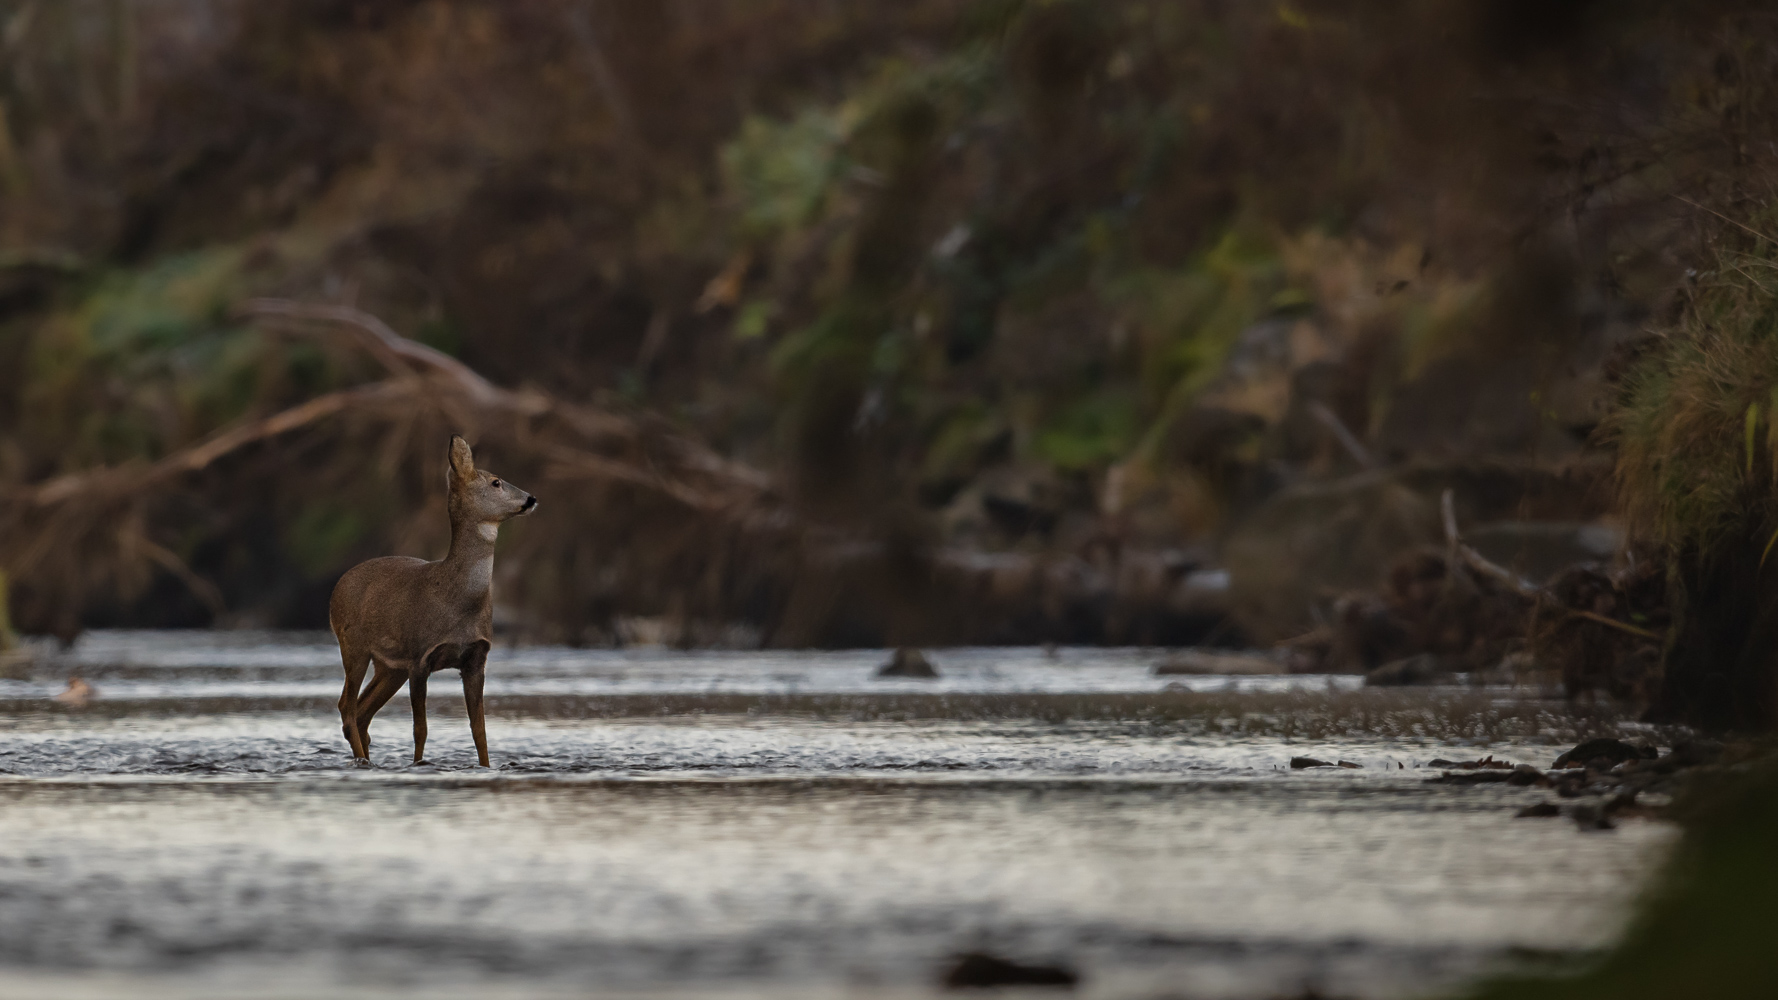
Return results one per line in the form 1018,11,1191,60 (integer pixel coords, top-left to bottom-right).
490,478,501,488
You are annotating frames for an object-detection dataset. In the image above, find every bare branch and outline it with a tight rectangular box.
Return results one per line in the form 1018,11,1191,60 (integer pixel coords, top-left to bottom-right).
136,535,226,615
18,382,405,506
1567,608,1663,641
238,299,524,412
1308,401,1375,469
564,1,636,139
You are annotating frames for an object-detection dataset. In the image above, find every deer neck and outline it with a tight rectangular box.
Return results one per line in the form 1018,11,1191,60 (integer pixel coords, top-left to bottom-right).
444,518,500,595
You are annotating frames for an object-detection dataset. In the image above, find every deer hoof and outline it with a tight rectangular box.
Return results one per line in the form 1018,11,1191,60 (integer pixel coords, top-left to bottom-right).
353,756,372,767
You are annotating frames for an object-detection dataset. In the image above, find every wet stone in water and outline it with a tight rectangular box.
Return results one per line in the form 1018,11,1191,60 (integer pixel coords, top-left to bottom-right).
1551,738,1658,769
1365,653,1457,687
942,951,1079,989
877,647,940,678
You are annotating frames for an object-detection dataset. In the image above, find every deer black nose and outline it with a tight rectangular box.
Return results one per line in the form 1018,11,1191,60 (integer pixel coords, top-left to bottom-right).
521,496,538,513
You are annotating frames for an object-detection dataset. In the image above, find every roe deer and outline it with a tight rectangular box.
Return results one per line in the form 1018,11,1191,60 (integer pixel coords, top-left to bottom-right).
329,436,536,765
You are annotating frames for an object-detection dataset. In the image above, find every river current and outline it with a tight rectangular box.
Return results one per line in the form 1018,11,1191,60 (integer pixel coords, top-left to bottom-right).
0,632,1674,999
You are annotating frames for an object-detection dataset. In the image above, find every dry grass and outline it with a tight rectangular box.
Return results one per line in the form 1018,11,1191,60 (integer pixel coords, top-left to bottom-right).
1612,235,1778,553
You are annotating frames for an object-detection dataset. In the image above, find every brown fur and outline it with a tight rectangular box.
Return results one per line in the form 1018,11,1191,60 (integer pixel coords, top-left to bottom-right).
328,436,536,765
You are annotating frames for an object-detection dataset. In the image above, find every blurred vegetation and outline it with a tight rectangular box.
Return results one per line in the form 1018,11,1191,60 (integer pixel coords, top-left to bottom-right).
3,1,1778,669
1459,759,1778,1000
0,569,13,651
1611,224,1778,730
1613,216,1778,558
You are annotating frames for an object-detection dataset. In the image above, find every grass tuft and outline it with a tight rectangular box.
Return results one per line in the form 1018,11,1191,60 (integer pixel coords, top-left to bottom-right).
1612,235,1778,553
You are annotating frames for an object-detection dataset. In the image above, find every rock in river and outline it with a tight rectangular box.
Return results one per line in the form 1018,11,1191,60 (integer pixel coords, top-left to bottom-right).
941,951,1079,989
877,647,940,679
1365,653,1456,686
1551,738,1657,770
52,677,95,707
1154,650,1283,675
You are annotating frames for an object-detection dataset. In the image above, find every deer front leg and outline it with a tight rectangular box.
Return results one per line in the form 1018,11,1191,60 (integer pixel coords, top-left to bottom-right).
409,667,429,763
461,641,491,767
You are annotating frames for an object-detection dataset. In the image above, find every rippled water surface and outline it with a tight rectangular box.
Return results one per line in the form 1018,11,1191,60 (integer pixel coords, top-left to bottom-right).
0,633,1674,999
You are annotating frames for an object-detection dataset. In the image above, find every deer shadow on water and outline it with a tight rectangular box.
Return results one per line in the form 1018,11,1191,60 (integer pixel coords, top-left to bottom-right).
328,436,536,766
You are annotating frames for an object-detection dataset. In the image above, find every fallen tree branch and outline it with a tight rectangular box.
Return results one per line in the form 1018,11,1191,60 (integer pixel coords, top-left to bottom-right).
239,299,524,411
1566,608,1664,641
18,382,405,506
540,446,738,512
1308,401,1375,469
1439,487,1537,596
238,298,738,457
136,535,227,615
2,301,783,636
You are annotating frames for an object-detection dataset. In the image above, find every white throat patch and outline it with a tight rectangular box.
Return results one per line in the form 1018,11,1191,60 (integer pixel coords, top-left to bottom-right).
468,554,494,590
478,522,499,542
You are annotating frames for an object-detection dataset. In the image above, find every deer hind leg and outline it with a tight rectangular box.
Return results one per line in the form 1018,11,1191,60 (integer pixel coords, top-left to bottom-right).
336,640,372,761
354,659,407,759
407,644,457,764
460,640,492,767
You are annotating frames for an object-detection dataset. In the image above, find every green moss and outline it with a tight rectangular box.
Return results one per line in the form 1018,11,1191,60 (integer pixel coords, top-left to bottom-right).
10,240,379,478
21,247,263,467
769,297,878,378
732,300,774,341
715,20,1334,493
1035,390,1140,470
922,405,1007,483
414,316,461,357
723,109,848,241
1107,225,1294,462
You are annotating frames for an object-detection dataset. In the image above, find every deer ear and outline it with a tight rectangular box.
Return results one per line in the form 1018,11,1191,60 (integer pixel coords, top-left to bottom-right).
448,435,476,482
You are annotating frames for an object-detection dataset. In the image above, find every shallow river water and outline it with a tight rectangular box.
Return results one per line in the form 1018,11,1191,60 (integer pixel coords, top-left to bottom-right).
0,633,1674,999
